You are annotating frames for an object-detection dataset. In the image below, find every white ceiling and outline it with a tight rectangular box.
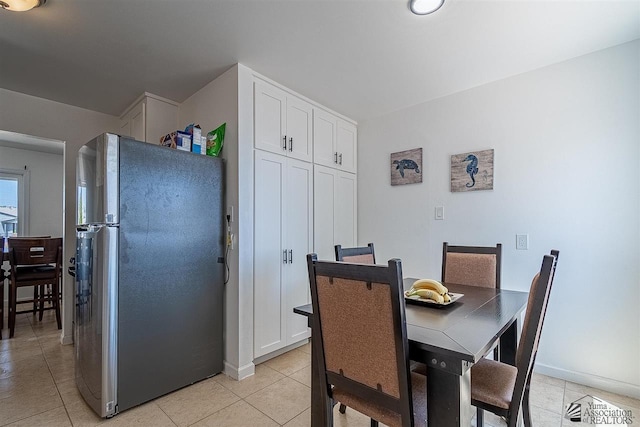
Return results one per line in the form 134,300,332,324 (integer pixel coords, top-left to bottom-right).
0,0,638,122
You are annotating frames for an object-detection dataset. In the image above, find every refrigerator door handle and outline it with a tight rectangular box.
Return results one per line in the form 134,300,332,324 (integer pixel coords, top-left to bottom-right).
102,225,118,418
74,224,118,418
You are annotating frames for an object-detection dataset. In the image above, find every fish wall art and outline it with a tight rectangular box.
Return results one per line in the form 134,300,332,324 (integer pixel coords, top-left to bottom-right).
450,149,494,192
391,148,423,186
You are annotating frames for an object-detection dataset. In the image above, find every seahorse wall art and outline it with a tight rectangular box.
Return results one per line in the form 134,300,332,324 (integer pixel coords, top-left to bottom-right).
450,149,494,192
391,148,423,186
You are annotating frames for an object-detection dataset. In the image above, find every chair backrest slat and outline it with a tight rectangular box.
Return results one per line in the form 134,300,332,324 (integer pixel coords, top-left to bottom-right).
335,243,376,264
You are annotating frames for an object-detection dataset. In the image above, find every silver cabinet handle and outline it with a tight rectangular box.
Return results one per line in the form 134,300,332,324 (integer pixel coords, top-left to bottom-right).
289,137,293,152
282,136,287,150
339,153,343,165
288,249,293,263
283,249,288,264
334,152,338,164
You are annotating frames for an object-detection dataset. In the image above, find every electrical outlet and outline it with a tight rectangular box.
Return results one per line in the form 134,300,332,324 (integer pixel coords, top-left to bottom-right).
516,234,529,250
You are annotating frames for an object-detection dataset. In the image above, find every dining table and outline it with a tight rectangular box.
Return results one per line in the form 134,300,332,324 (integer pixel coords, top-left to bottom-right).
293,277,529,427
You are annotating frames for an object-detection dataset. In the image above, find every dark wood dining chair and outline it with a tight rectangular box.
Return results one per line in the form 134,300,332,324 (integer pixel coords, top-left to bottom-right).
442,242,502,359
1,237,5,339
7,235,52,317
334,242,376,414
7,237,63,338
471,250,559,427
335,243,376,264
442,242,502,289
307,254,427,427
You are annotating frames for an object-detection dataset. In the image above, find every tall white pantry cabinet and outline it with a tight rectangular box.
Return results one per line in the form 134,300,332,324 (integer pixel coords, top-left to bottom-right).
253,76,358,358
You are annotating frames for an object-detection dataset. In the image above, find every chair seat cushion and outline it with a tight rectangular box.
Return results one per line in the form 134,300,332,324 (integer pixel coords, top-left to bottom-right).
14,265,57,282
333,372,427,427
471,358,517,410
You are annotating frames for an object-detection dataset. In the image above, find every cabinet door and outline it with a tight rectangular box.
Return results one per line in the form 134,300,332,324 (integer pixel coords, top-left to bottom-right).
145,97,178,145
255,81,287,155
254,150,286,358
335,171,357,249
284,159,313,344
286,96,313,162
313,109,337,168
336,119,357,173
119,119,131,138
129,102,146,143
313,165,337,261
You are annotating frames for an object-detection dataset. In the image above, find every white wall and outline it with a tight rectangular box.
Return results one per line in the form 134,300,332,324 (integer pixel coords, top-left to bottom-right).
0,145,63,237
358,40,639,398
177,65,256,379
0,88,120,343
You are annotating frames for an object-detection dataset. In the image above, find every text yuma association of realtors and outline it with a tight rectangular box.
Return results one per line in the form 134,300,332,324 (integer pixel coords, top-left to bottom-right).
581,401,634,424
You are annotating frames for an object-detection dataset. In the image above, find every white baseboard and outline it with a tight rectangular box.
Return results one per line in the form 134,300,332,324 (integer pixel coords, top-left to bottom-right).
61,333,73,345
253,339,309,365
223,360,255,381
535,363,640,399
223,339,309,381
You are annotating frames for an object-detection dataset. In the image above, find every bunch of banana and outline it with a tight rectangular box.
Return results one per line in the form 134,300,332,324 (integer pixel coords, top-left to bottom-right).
405,279,451,304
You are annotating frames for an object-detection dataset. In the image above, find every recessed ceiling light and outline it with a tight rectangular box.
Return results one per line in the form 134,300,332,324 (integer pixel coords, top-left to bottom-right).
410,0,445,15
0,0,46,12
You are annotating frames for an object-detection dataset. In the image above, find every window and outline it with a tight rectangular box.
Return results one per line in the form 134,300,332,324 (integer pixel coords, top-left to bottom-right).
0,169,29,238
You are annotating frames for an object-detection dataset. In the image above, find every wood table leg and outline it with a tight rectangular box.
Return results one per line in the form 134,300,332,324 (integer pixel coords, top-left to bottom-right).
0,280,3,338
500,319,518,366
426,365,471,427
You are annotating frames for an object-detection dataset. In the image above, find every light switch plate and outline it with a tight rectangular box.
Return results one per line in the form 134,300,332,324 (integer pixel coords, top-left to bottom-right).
435,206,444,220
516,234,529,250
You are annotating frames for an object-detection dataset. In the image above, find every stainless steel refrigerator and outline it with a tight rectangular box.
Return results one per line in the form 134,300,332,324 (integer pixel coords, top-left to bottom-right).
74,133,225,418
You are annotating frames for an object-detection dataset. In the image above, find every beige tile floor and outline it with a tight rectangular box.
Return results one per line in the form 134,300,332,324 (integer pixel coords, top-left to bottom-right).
1,310,638,426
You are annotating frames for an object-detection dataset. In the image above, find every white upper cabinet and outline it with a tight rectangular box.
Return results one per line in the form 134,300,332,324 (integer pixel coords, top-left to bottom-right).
313,108,337,169
313,108,357,173
121,101,146,142
120,93,178,145
254,81,286,155
336,119,357,173
254,80,313,162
